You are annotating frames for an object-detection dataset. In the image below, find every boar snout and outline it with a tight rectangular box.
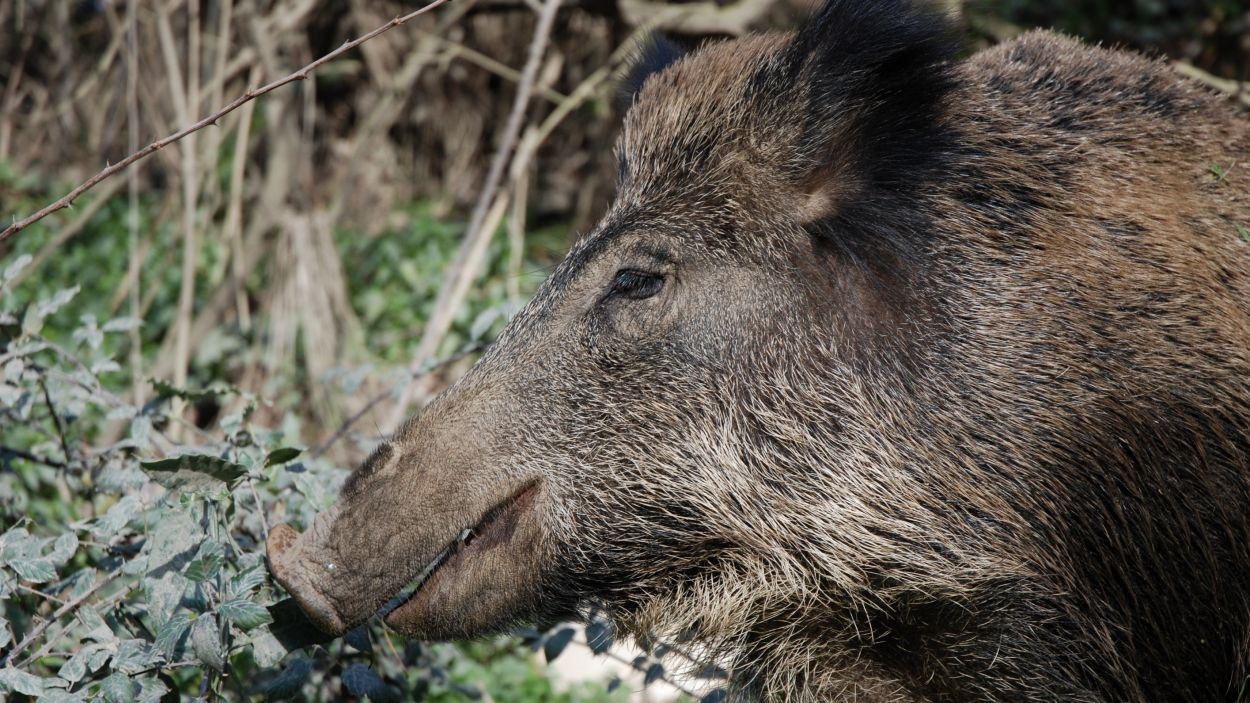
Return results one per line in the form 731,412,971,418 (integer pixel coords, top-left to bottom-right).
267,521,349,635
264,392,552,641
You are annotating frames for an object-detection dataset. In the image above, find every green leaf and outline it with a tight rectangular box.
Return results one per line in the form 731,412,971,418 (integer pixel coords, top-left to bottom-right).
74,314,103,350
226,566,266,598
190,616,225,671
142,573,188,629
127,415,153,451
10,557,56,583
3,357,23,382
2,254,33,288
102,317,143,333
140,453,246,493
77,606,115,645
58,644,106,684
585,619,613,654
111,640,156,675
142,508,201,575
343,625,372,654
86,646,112,671
22,286,79,337
35,687,87,703
1237,224,1250,244
153,617,190,661
263,447,302,467
98,673,136,703
543,626,575,663
92,495,142,538
133,675,169,703
0,665,47,695
48,532,78,566
183,553,225,583
242,628,288,669
220,598,273,631
341,664,395,703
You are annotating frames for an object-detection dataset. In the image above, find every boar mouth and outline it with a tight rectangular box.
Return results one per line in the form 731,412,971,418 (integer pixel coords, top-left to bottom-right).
379,479,542,630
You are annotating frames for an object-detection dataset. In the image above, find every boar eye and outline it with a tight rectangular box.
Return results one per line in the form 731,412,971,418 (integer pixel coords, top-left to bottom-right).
610,269,665,301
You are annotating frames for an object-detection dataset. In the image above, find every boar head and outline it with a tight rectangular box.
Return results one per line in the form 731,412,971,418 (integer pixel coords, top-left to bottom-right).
268,0,959,644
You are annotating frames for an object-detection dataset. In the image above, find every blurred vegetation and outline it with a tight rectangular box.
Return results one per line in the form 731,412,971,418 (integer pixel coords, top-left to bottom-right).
971,0,1248,80
0,0,1245,700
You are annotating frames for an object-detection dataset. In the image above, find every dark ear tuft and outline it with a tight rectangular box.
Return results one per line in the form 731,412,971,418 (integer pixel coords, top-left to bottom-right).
773,0,961,198
788,0,957,79
617,34,687,112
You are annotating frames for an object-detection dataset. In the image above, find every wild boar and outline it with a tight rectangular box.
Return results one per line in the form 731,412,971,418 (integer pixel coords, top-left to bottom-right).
268,0,1250,699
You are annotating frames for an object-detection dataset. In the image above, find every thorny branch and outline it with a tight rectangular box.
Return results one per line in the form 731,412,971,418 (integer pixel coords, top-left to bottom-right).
0,0,455,243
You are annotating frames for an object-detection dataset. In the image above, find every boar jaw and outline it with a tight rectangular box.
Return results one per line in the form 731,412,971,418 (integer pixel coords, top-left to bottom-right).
267,479,545,639
382,480,543,638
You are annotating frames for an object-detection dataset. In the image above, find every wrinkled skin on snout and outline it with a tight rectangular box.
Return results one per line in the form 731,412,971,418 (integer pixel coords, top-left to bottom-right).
269,0,1250,699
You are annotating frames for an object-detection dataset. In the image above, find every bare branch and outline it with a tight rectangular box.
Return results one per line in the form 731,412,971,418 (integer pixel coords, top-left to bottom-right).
0,0,456,243
422,31,570,104
0,445,67,470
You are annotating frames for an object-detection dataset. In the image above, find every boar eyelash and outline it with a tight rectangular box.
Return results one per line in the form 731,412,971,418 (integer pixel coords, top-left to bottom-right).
609,269,665,301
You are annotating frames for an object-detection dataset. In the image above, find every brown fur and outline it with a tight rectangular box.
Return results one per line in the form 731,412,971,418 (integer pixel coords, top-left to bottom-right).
269,2,1250,700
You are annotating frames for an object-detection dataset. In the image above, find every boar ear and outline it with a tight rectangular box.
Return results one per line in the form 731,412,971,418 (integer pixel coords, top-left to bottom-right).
771,0,959,222
618,34,688,111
